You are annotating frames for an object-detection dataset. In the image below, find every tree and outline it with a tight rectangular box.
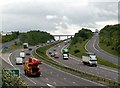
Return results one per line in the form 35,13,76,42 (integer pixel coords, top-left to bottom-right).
100,24,120,54
2,69,27,88
19,30,55,45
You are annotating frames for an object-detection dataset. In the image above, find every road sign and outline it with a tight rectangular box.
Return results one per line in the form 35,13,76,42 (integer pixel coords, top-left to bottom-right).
3,69,20,77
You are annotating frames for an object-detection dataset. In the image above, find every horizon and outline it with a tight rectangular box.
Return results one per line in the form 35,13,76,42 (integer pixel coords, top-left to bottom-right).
0,0,118,35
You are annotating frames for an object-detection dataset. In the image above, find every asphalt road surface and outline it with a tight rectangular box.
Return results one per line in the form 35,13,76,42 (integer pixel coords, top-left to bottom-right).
8,46,103,87
47,41,119,82
86,33,119,66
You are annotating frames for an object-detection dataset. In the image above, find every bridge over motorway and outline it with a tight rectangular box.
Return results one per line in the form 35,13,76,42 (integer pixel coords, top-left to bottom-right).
53,35,74,40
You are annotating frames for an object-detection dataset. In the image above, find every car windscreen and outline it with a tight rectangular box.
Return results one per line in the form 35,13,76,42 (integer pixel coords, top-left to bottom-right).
90,55,97,61
63,54,68,57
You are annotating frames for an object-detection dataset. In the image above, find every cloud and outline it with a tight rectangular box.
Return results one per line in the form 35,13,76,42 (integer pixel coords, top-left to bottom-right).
46,15,58,20
1,0,118,35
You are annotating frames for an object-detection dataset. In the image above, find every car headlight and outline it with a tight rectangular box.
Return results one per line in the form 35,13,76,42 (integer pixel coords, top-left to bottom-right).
89,61,92,64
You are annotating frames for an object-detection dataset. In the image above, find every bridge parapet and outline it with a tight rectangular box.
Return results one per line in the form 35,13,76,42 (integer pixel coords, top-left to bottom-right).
53,35,74,40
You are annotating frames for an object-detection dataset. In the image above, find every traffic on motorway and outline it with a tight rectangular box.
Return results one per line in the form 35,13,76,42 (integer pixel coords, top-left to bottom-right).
1,37,119,87
1,41,105,87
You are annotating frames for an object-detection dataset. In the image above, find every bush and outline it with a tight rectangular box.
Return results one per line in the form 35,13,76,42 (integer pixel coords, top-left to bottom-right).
74,49,80,54
2,69,27,87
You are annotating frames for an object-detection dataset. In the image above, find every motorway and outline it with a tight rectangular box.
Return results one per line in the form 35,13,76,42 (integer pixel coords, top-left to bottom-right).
47,40,119,82
86,33,119,65
2,45,104,87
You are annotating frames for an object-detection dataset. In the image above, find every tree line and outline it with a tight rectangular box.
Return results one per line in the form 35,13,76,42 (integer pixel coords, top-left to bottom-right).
19,30,55,45
99,24,120,54
2,31,20,43
2,30,55,46
71,28,93,45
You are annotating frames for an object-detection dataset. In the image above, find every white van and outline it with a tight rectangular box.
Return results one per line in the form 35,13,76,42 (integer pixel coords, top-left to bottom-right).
16,57,23,65
63,54,69,60
20,50,25,58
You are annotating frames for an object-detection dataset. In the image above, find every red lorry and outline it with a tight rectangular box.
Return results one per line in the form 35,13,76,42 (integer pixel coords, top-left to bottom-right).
24,57,42,77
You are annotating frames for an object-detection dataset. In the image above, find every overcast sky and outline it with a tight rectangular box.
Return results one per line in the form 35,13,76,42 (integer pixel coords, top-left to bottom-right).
0,0,119,35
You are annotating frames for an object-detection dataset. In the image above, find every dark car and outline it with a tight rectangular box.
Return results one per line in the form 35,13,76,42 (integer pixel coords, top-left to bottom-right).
49,51,52,54
53,48,56,51
36,45,39,47
26,52,30,55
51,53,55,57
28,48,32,51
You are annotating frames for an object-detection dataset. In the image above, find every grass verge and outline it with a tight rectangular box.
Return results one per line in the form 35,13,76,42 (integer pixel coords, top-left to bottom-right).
2,44,22,53
68,39,120,70
68,40,88,58
97,56,120,70
99,43,120,57
32,43,120,87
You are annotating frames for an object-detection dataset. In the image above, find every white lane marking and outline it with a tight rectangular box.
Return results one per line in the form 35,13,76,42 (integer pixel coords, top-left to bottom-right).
93,38,101,53
46,78,49,80
23,75,36,84
47,83,55,88
8,53,15,68
43,43,105,86
53,82,56,84
73,82,76,84
8,50,37,85
61,44,67,53
64,78,66,80
85,39,90,52
61,41,119,75
85,36,119,73
58,42,119,82
69,56,80,62
96,38,118,60
98,66,118,73
60,44,81,62
42,62,105,86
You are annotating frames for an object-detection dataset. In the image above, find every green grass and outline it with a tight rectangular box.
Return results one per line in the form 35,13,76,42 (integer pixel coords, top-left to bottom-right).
32,42,120,86
99,43,120,57
68,39,120,70
97,56,120,70
2,44,22,53
68,40,88,58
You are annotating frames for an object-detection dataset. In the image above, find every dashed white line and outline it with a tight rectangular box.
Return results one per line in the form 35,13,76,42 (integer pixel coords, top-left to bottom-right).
53,82,56,84
47,83,55,88
8,50,37,85
46,78,49,80
23,75,37,84
99,66,118,73
64,78,66,80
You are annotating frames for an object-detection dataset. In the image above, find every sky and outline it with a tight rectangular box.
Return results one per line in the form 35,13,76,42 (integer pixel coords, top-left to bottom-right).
0,0,119,35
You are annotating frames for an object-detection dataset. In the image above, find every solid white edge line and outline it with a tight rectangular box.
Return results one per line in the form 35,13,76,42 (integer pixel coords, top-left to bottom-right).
85,36,119,73
8,50,37,85
53,40,119,82
34,48,105,86
47,83,55,88
92,37,119,73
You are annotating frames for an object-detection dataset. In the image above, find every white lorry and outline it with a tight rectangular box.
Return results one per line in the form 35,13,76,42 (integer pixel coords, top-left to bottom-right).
20,50,25,58
16,57,23,65
23,43,28,49
82,52,97,67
